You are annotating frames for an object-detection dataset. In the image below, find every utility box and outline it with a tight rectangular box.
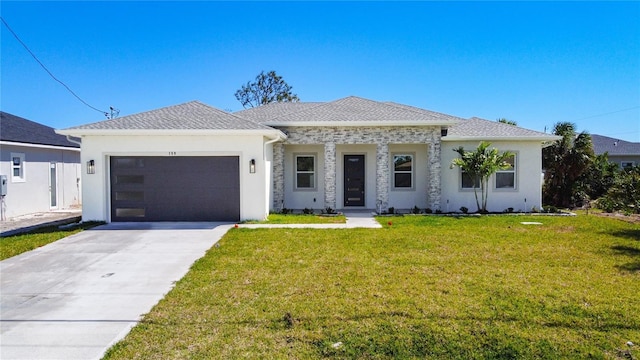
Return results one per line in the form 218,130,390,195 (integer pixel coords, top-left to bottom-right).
0,175,7,196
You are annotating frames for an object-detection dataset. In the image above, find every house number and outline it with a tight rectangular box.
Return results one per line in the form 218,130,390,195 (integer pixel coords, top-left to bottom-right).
168,152,177,156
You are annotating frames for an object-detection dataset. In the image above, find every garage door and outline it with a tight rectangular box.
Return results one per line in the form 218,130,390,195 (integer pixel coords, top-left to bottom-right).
110,156,240,222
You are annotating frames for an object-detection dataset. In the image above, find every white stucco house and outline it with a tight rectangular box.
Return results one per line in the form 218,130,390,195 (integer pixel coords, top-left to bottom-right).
56,96,559,222
1,112,82,220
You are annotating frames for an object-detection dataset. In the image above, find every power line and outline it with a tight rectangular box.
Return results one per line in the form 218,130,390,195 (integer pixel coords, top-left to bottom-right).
572,106,640,122
1,16,114,118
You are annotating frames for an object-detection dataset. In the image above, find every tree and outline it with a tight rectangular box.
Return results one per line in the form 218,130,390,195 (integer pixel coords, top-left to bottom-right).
497,118,517,126
542,122,594,208
576,152,619,202
597,165,640,214
234,70,299,108
450,141,514,213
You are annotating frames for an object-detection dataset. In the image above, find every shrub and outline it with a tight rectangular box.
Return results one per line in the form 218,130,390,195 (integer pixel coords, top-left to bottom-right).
424,208,433,214
302,207,314,215
435,209,442,214
322,207,336,215
460,206,469,214
412,205,421,214
280,207,291,214
387,207,395,215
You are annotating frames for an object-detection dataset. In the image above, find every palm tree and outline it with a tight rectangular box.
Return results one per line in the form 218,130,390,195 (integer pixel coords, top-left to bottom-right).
542,122,594,208
451,141,514,213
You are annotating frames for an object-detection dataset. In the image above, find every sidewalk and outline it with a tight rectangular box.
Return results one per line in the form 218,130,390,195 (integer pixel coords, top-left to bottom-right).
240,211,382,229
0,210,82,237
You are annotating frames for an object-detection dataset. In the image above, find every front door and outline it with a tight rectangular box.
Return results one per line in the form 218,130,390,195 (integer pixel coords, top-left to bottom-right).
344,155,365,206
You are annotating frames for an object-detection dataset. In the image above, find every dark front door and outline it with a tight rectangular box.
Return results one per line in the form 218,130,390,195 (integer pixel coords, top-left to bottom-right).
344,155,365,206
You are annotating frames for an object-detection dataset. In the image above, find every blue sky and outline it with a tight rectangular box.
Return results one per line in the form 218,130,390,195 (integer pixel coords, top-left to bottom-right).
1,1,639,142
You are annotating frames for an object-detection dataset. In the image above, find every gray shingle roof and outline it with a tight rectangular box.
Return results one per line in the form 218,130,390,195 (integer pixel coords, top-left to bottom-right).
63,101,274,131
235,102,323,122
591,134,640,155
236,96,464,125
1,111,79,148
446,117,558,140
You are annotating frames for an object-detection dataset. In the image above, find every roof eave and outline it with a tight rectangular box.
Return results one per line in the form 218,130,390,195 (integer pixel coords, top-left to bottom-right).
55,129,285,137
443,135,562,142
262,120,461,127
0,140,80,151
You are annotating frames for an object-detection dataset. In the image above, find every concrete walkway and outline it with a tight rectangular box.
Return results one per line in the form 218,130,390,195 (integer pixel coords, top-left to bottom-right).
240,211,382,229
1,210,82,237
0,212,381,360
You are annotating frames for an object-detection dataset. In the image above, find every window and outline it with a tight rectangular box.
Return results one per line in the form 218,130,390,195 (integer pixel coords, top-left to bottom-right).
495,154,516,189
621,161,635,169
392,154,414,189
461,171,480,189
11,153,25,182
295,154,315,189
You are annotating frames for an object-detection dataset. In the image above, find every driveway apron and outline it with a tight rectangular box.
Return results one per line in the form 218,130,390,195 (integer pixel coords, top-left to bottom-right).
0,222,233,360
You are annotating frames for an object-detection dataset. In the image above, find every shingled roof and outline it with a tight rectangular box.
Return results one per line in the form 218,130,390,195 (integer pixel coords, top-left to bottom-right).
1,111,79,148
445,117,559,141
236,96,463,126
591,134,640,156
61,101,275,132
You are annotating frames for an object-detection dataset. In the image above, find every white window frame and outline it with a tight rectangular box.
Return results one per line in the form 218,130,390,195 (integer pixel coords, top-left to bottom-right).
460,170,480,190
392,153,415,190
621,161,635,169
495,152,517,190
294,153,316,190
11,153,26,183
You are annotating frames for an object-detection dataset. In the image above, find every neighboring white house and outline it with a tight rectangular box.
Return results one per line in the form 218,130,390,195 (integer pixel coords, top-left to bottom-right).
57,97,559,222
1,112,82,220
591,134,640,169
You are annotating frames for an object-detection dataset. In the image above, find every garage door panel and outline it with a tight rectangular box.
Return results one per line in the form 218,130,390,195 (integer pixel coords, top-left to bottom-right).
110,156,239,222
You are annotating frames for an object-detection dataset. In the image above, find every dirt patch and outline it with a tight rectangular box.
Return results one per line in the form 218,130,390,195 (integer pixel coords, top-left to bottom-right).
591,212,640,224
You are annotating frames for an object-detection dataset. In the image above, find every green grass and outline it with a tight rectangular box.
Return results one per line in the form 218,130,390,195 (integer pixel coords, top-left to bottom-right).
0,222,104,260
243,213,347,224
103,215,639,359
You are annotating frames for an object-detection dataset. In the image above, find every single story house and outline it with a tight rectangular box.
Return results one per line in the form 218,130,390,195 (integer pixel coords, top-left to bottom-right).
1,112,82,220
591,134,640,169
57,96,559,222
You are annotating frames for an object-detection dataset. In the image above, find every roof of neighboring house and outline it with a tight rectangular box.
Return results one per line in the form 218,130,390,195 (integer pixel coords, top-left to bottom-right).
591,134,640,156
445,117,559,141
236,96,464,126
0,111,80,148
59,101,277,133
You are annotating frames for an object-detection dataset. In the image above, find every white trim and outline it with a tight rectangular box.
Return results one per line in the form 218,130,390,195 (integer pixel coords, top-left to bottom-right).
294,153,317,190
494,152,518,191
391,153,415,190
443,136,561,142
10,152,26,183
55,128,286,137
263,120,460,127
0,140,80,152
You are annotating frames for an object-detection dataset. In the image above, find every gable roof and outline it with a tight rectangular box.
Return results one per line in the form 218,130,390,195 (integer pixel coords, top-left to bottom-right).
58,101,281,136
0,111,79,148
236,96,464,126
445,117,560,142
591,134,640,156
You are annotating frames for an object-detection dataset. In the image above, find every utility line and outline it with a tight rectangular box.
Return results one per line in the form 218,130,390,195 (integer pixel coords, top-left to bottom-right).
572,105,640,122
1,16,111,118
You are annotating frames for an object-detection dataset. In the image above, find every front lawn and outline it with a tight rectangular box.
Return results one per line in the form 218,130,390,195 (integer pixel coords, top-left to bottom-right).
0,222,103,260
104,215,639,359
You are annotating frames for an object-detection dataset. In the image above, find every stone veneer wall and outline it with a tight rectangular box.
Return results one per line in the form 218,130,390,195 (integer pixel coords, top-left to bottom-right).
272,126,442,210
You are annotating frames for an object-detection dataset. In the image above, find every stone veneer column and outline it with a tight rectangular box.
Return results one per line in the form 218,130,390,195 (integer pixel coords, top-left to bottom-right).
324,142,337,209
428,140,441,210
376,143,389,211
272,142,285,210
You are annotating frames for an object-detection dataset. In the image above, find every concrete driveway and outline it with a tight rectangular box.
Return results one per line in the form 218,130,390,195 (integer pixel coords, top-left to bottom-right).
0,222,233,360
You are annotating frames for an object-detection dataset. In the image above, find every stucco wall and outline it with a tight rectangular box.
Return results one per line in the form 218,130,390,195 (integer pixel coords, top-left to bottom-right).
79,134,270,222
0,144,81,219
441,140,544,213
